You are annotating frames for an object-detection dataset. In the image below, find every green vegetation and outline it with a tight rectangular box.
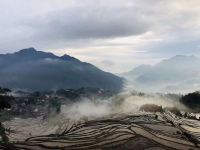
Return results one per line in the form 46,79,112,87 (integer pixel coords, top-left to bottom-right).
0,122,9,143
0,88,12,143
180,91,200,112
0,87,11,94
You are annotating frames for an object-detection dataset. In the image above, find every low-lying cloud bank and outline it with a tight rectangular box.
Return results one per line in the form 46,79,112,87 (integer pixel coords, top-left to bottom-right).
57,90,185,121
4,89,196,141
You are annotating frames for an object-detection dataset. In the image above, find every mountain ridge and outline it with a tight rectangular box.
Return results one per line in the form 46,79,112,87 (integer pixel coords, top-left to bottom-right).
122,55,200,93
0,48,124,91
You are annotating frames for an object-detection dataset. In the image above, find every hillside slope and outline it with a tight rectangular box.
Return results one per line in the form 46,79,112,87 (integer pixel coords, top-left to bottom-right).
0,48,123,91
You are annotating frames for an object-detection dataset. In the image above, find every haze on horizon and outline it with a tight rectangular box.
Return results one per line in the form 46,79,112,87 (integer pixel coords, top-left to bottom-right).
0,0,200,73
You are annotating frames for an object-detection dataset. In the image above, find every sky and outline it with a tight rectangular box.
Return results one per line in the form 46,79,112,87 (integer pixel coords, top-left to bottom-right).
0,0,200,73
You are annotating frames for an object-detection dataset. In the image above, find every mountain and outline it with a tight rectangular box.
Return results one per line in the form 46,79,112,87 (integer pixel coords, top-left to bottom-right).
122,55,200,93
0,48,123,91
120,65,152,81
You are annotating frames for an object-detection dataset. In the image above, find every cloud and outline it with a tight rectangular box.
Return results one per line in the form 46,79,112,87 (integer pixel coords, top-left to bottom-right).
0,0,150,51
0,0,200,72
101,60,115,66
35,7,148,40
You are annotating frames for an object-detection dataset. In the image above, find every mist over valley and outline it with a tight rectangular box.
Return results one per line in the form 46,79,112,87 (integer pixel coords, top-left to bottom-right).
1,0,200,149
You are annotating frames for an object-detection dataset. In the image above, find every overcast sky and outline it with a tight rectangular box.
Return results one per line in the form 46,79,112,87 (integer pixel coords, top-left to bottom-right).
0,0,200,73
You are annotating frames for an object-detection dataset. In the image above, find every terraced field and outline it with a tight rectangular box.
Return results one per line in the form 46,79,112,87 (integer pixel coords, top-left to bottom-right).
0,113,200,150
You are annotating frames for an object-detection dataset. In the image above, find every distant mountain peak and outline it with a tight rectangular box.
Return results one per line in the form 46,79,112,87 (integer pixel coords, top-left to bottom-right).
60,54,80,62
125,64,152,73
165,55,198,61
174,55,196,59
15,47,37,54
157,55,199,67
120,64,152,81
0,48,123,91
173,54,187,58
14,48,80,62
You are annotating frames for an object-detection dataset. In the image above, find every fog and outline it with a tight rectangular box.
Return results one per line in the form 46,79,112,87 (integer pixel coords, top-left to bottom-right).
61,99,112,120
3,89,188,141
57,90,184,121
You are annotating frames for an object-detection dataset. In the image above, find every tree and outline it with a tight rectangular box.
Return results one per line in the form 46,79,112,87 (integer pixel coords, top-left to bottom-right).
0,88,11,94
180,91,200,112
0,96,11,109
0,123,9,143
0,95,12,143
